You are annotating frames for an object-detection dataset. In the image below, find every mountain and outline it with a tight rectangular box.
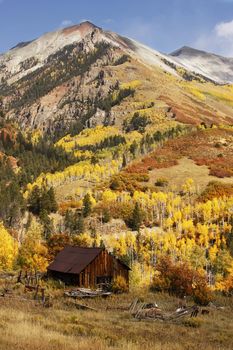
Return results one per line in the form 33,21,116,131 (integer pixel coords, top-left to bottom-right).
170,46,233,84
0,22,191,84
1,21,233,134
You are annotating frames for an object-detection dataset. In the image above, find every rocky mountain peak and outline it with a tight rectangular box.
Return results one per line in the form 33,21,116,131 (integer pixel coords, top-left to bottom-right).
61,20,101,37
170,46,200,57
1,21,233,135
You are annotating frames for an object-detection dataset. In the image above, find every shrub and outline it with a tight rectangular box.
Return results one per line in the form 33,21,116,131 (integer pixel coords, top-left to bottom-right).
155,177,169,187
125,112,150,133
151,257,212,305
112,276,128,293
214,142,222,148
221,274,233,296
109,173,149,193
209,166,233,178
113,55,130,66
199,181,233,202
193,282,213,305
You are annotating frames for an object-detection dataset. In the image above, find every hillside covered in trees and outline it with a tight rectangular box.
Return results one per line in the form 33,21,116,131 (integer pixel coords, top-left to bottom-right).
0,111,233,301
0,21,233,309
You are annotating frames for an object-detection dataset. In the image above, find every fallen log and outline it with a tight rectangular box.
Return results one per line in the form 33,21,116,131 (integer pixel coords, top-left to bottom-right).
64,288,111,299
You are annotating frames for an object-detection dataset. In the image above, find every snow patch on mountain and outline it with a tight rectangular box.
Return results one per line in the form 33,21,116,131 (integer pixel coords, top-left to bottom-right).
170,46,233,84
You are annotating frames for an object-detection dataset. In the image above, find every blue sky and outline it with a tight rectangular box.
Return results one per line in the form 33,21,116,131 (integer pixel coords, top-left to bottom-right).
1,0,233,56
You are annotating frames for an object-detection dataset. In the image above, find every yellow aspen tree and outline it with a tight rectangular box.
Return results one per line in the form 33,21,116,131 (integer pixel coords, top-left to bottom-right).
0,222,18,270
73,232,93,247
209,245,218,263
197,223,209,248
18,218,48,272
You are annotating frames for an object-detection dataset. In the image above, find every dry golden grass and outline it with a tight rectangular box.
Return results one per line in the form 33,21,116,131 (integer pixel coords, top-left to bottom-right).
0,289,232,350
108,56,233,127
149,157,233,192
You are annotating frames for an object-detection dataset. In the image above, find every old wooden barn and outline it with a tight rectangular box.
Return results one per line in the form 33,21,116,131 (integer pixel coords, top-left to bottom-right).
47,246,130,288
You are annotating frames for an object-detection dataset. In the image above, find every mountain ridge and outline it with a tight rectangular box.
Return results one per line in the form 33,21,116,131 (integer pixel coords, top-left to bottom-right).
170,45,233,84
1,21,233,134
170,45,232,58
2,21,233,85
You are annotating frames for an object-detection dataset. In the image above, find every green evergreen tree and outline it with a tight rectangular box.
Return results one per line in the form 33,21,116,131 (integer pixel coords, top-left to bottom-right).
47,187,58,212
103,208,111,223
77,214,85,234
122,154,127,167
28,185,57,216
100,239,105,249
39,209,54,239
82,193,92,217
28,186,41,215
73,210,85,234
130,141,138,158
129,202,143,231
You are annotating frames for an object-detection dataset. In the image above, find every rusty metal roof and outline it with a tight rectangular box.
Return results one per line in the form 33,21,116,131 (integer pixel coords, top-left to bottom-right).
48,246,103,274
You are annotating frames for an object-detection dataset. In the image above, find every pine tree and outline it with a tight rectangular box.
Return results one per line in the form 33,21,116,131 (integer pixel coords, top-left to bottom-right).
83,193,92,217
77,214,85,234
28,186,41,215
122,154,127,167
28,185,57,216
73,210,85,234
130,141,138,158
47,187,58,212
39,209,54,239
129,202,143,231
103,208,111,223
100,239,105,249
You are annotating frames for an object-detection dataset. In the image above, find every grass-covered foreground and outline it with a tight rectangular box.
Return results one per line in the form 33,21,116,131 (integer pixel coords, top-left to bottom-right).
0,289,232,350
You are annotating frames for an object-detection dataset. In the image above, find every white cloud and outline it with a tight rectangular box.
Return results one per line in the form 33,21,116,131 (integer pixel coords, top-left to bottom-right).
215,20,233,38
60,19,73,28
194,19,233,57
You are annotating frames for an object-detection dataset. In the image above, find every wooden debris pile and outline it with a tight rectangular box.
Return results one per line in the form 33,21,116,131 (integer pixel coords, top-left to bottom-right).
130,298,206,321
64,287,112,299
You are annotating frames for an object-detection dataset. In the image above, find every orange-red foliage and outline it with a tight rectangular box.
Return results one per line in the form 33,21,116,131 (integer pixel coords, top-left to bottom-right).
199,181,233,202
151,256,212,305
47,233,71,261
126,128,233,179
59,201,82,215
110,173,149,193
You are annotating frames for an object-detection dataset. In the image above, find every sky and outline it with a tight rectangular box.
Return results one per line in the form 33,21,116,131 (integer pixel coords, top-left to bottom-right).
1,0,233,56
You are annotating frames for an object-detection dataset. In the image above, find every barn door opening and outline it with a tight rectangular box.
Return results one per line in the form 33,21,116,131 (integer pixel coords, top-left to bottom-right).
96,276,112,286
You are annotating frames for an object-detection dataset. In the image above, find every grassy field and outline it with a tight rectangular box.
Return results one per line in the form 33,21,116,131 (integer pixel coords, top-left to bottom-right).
126,127,233,182
0,288,232,350
149,157,233,192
